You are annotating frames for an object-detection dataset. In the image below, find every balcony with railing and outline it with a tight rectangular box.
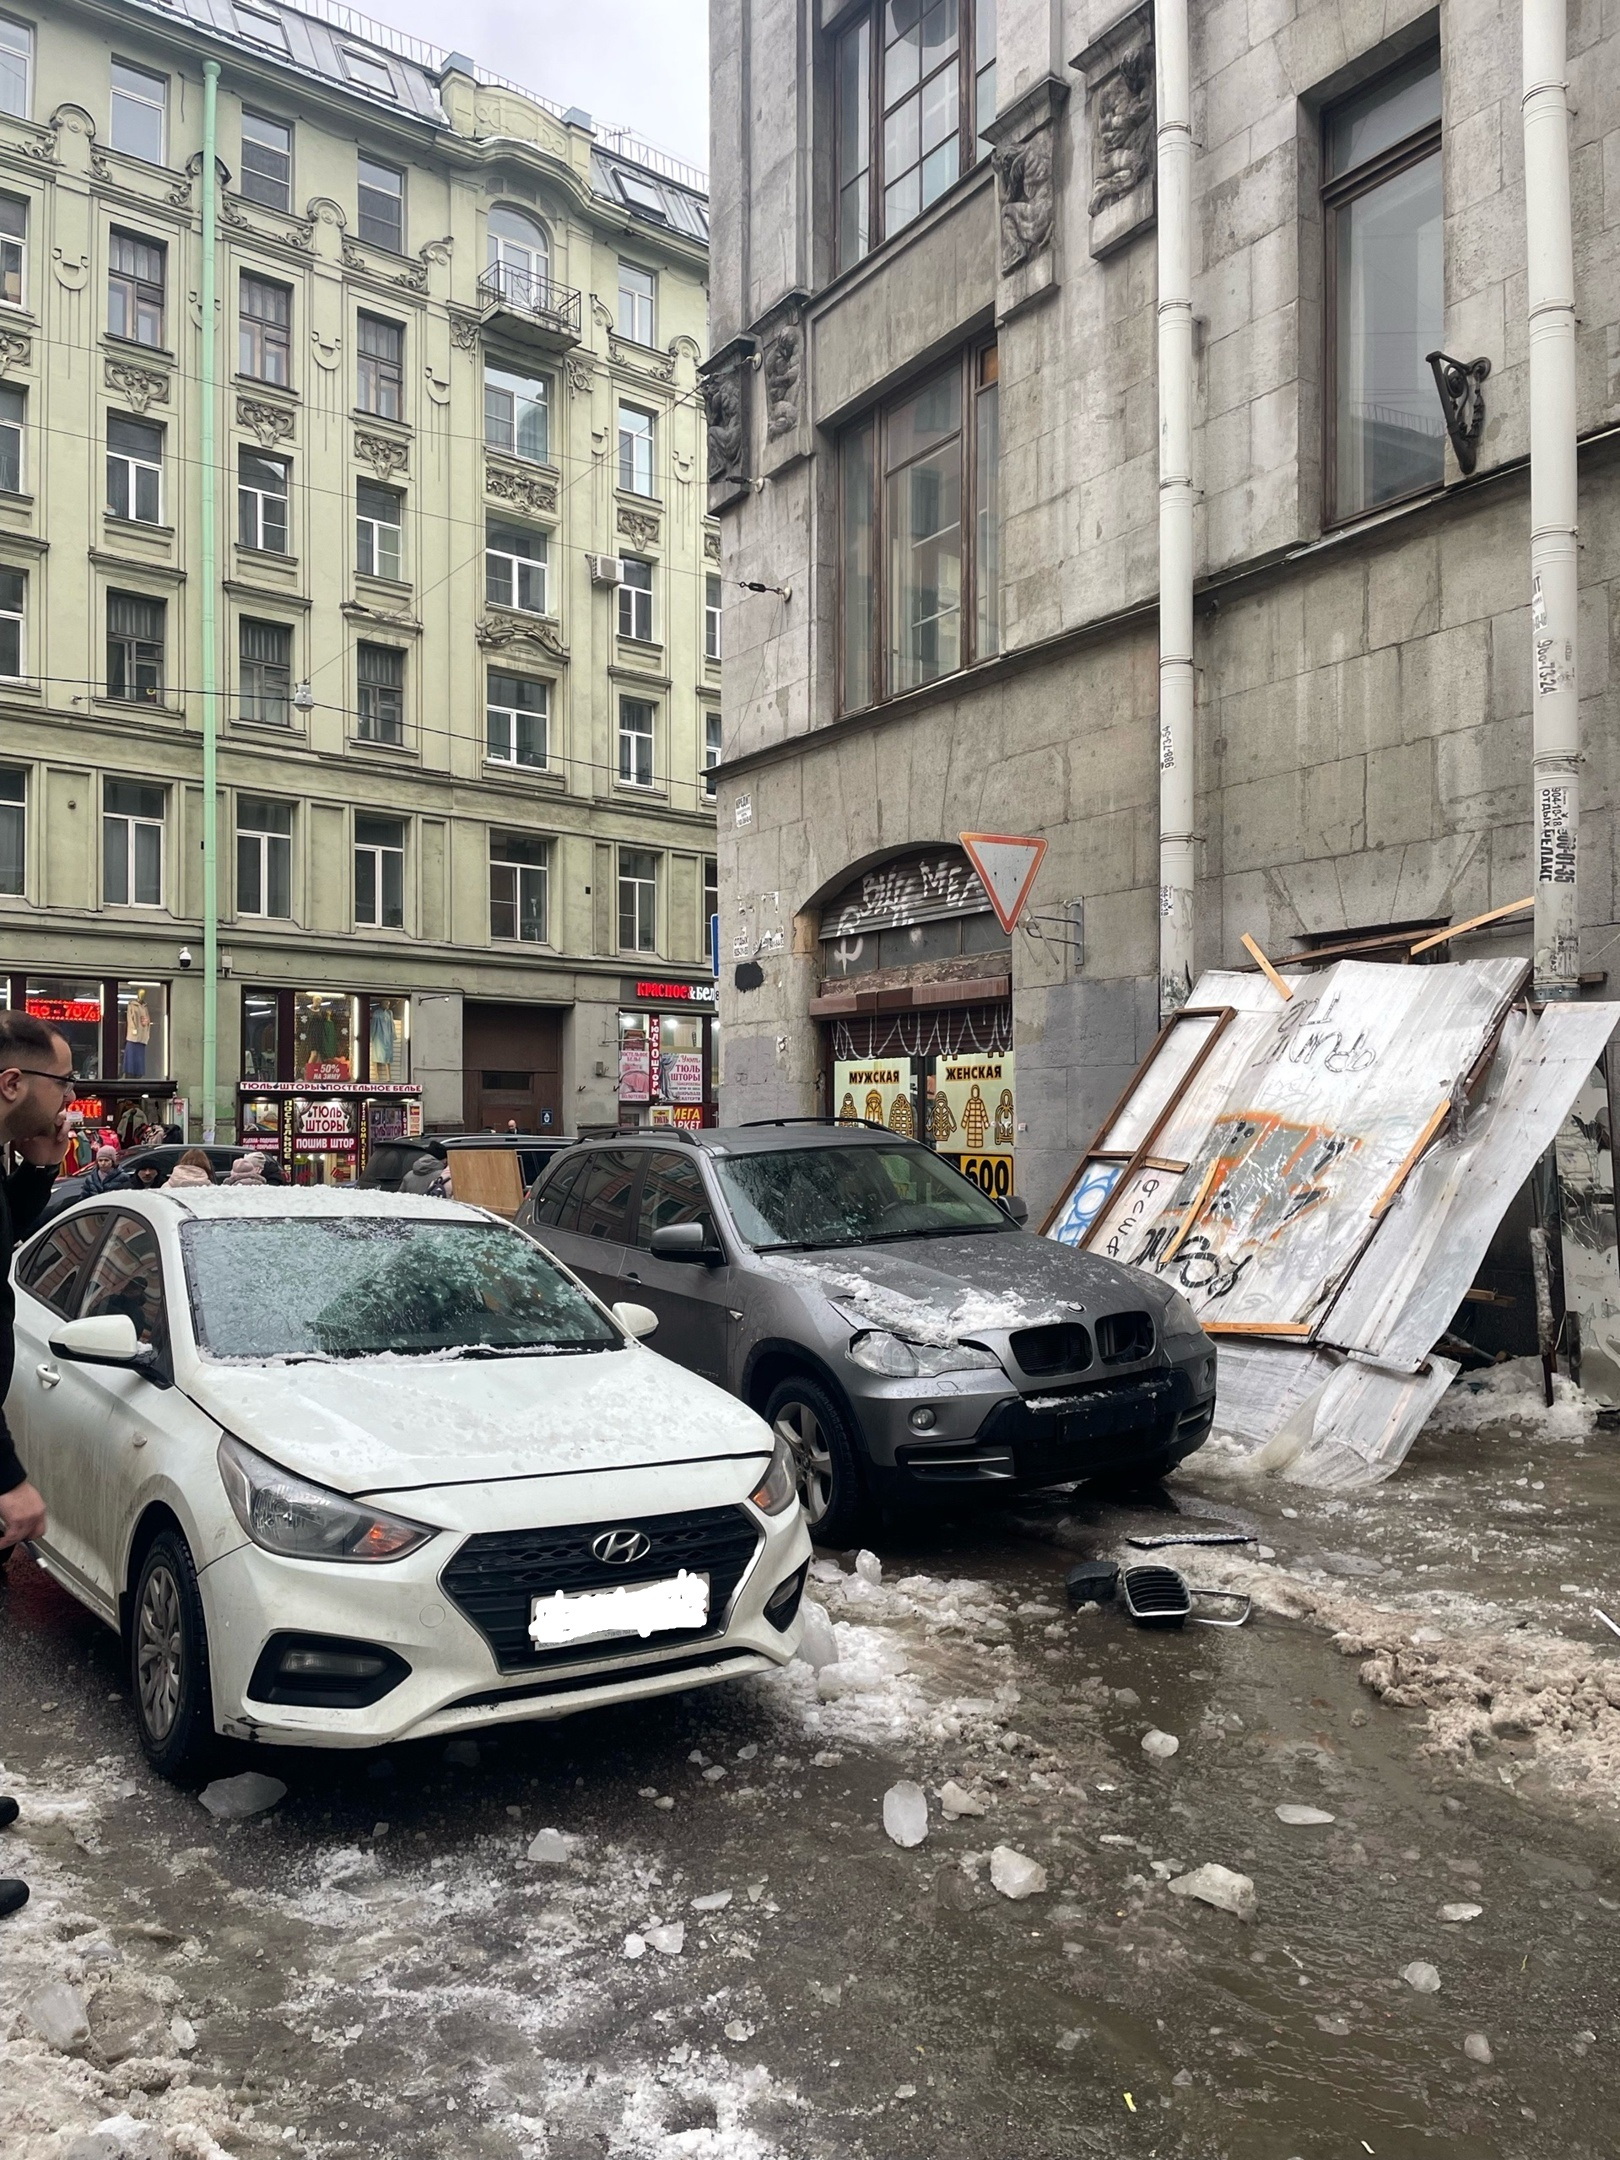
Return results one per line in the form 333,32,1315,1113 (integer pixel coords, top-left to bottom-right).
476,264,584,351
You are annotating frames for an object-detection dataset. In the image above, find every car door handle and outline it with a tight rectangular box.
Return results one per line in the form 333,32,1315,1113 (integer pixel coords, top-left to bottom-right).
625,1271,642,1283
36,1363,60,1388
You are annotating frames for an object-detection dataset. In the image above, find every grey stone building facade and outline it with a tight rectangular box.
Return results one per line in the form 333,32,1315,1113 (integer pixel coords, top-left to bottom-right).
706,0,1620,1221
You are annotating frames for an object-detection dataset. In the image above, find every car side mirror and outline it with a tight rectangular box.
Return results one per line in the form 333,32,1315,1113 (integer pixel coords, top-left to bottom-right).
49,1313,160,1374
999,1193,1030,1225
612,1300,660,1340
649,1221,722,1263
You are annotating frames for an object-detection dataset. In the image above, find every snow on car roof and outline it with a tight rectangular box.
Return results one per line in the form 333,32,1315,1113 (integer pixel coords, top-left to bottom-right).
147,1186,491,1225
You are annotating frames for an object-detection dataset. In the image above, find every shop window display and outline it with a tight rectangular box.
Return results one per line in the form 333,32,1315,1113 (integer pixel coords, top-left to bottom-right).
368,994,408,1082
26,976,101,1079
294,991,356,1082
241,990,278,1082
117,981,165,1077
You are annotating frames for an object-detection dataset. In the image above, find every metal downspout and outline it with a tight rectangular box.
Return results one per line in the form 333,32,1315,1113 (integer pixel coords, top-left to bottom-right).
201,61,220,1135
1155,0,1195,1019
1523,0,1580,997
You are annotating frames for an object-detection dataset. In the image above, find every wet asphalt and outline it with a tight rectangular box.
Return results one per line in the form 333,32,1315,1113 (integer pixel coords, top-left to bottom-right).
2,1413,1619,2160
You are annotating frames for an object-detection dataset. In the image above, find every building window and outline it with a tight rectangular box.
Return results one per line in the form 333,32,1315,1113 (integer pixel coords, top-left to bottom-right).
106,591,164,703
487,204,549,308
0,384,23,494
0,195,25,305
0,16,32,119
617,261,655,344
356,312,403,417
356,480,403,581
618,696,655,788
234,6,288,52
0,767,22,894
103,779,165,906
702,709,722,799
236,795,292,918
618,847,658,952
1324,50,1444,524
108,231,165,347
106,415,163,524
110,59,166,164
486,671,548,768
617,556,653,642
238,448,288,552
484,365,550,463
485,521,548,615
239,618,291,726
617,403,655,495
354,814,405,927
344,49,396,98
704,854,718,937
356,643,404,745
834,0,997,271
239,273,291,384
356,154,404,250
240,111,291,210
489,831,548,942
0,566,21,678
838,341,999,711
704,571,722,662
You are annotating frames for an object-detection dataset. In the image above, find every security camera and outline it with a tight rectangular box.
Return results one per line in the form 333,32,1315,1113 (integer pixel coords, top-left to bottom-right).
178,946,193,970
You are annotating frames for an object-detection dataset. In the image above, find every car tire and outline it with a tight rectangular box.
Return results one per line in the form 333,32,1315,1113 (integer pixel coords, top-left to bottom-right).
763,1372,869,1548
130,1529,217,1781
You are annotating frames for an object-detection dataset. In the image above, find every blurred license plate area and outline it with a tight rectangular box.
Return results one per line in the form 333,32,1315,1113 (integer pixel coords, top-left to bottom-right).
528,1570,711,1649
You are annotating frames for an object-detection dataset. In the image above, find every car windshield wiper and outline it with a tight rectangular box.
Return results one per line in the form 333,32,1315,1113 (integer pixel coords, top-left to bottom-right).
455,1340,614,1358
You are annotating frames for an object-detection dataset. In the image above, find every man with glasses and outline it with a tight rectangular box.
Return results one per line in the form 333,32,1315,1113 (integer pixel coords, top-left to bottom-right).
0,1010,74,1921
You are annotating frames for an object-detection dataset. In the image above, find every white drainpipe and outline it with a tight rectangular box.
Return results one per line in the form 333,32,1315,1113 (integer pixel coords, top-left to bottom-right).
1156,0,1195,1018
1524,0,1580,997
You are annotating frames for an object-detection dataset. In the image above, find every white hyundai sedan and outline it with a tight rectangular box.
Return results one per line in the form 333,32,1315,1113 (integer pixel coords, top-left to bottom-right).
10,1187,810,1779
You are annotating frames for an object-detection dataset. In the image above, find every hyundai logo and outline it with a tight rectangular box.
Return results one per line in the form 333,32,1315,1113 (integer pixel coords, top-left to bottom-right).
592,1528,651,1565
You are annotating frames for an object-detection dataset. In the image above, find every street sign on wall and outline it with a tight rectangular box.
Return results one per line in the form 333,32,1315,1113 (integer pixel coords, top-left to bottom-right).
959,831,1048,933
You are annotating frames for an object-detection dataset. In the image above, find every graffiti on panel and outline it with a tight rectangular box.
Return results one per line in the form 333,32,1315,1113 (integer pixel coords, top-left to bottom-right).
1048,1157,1124,1248
1138,1109,1365,1308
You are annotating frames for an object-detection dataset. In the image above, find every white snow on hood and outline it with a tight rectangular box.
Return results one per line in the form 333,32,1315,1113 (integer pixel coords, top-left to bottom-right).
181,1342,771,1494
760,1254,1067,1346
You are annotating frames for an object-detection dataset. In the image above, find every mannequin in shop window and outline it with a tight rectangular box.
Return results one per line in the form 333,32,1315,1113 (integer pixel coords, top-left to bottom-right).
370,1000,399,1082
123,989,153,1077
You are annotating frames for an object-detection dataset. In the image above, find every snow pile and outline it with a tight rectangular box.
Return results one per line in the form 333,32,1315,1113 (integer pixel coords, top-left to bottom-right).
761,1255,1064,1346
1426,1356,1596,1443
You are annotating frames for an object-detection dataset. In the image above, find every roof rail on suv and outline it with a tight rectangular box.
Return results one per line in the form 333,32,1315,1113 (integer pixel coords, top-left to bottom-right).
738,1116,892,1133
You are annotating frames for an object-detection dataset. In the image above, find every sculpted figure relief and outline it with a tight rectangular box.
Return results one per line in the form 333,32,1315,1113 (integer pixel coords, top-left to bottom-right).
992,131,1055,270
1088,46,1154,215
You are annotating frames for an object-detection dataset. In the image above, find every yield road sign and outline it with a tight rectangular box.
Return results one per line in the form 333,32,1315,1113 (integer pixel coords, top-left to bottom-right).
959,831,1048,934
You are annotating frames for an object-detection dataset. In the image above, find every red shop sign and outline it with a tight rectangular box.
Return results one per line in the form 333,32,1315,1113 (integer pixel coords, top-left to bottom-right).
29,999,102,1023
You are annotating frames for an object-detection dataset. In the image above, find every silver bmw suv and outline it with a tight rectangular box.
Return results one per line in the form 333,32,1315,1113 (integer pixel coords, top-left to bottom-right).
517,1123,1217,1546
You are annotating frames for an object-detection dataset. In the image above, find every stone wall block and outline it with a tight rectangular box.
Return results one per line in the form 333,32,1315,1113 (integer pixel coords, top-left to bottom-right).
1367,538,1441,649
1223,768,1305,874
1300,557,1368,669
1365,739,1434,849
1303,752,1368,857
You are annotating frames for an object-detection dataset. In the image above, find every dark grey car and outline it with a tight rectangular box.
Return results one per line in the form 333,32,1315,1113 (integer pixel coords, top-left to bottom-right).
515,1124,1217,1545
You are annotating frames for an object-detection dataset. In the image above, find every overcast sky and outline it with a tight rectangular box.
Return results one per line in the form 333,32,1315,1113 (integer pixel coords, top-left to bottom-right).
366,0,712,172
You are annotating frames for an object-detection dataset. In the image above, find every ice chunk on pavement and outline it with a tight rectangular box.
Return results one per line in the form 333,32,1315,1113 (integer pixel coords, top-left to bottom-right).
854,1549,883,1584
1402,1961,1442,1993
737,1743,759,1760
723,2020,755,2042
939,1780,986,1819
809,1557,844,1583
646,1922,685,1955
883,1780,929,1848
795,1597,839,1670
1439,1902,1482,1922
168,2014,197,2053
623,1933,647,1959
1463,2032,1493,2064
1275,1804,1336,1826
24,1982,90,2053
989,1846,1047,1900
1141,1729,1180,1760
199,1771,287,1820
692,1890,733,1912
1168,1864,1257,1921
527,1827,580,1864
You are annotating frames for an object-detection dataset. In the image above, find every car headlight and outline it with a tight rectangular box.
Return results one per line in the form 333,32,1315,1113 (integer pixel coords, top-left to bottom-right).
217,1434,434,1563
1161,1290,1206,1341
748,1432,799,1516
846,1328,1003,1378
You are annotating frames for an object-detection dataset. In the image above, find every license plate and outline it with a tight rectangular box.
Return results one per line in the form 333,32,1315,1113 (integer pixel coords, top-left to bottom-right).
527,1569,711,1649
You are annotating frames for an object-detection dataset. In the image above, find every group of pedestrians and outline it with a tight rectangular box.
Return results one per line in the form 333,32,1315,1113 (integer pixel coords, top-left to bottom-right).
0,1011,78,1923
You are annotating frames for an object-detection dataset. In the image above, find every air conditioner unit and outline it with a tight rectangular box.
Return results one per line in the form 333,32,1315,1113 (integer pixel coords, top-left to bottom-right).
587,554,625,586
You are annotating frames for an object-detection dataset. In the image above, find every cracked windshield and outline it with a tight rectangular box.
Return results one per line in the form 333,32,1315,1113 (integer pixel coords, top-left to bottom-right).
715,1144,1014,1249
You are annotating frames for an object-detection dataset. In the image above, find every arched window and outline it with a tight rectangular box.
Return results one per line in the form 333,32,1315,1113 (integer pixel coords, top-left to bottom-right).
486,205,549,308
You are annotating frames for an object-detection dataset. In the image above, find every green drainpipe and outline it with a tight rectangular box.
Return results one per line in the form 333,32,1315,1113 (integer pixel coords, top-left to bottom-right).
200,61,220,1141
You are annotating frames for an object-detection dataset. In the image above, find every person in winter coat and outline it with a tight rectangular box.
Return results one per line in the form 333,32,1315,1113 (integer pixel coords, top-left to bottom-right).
165,1149,215,1188
0,1011,76,1922
81,1144,129,1197
398,1152,450,1197
227,1151,268,1185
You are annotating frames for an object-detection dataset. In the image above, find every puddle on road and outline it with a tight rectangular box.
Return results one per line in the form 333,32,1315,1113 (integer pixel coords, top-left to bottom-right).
3,1448,1619,2160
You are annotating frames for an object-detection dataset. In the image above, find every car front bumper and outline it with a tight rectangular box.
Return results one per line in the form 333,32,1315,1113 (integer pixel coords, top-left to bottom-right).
199,1502,811,1750
845,1350,1217,1492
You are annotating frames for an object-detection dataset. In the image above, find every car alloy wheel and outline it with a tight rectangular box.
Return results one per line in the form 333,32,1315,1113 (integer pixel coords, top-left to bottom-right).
774,1400,834,1526
136,1561,184,1741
